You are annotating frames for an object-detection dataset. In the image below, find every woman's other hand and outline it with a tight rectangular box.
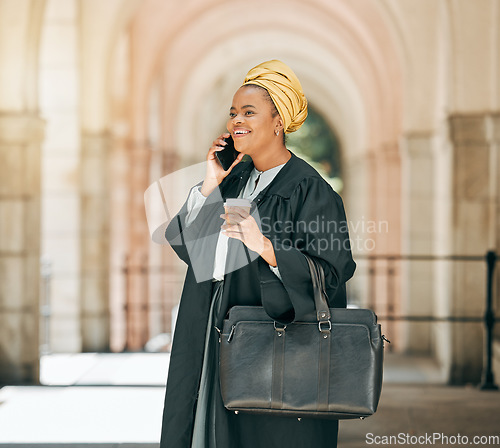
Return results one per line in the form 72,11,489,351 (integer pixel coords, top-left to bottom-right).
220,208,277,266
200,133,244,197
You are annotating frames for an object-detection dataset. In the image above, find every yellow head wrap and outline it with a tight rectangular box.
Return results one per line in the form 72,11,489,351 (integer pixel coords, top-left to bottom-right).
242,60,308,134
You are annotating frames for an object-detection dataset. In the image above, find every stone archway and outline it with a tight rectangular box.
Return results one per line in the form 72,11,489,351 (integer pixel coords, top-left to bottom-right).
117,0,405,353
2,0,498,386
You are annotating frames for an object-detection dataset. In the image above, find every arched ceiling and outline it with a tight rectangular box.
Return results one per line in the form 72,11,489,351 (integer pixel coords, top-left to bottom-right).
127,0,404,154
11,0,497,146
0,0,46,111
80,0,142,132
166,30,367,163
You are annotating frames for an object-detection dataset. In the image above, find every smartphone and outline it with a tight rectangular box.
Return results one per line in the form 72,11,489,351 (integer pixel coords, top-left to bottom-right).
215,135,239,171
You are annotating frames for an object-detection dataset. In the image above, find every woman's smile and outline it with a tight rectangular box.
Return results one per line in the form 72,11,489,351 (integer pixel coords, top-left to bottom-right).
233,128,251,138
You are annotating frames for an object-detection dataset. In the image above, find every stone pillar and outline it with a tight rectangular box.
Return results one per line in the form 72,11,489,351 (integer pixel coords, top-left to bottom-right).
370,143,402,350
341,151,370,308
447,113,499,384
159,151,185,337
39,0,82,353
494,115,500,343
126,141,151,351
109,133,130,352
401,133,435,354
0,114,45,384
80,132,111,351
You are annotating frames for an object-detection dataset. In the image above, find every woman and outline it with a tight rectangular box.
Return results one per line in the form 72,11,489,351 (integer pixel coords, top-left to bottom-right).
160,60,356,448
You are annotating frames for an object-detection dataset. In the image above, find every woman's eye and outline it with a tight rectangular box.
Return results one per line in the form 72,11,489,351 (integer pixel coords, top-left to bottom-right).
229,111,254,118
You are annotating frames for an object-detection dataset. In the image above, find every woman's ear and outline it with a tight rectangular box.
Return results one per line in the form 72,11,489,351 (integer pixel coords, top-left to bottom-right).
275,118,284,135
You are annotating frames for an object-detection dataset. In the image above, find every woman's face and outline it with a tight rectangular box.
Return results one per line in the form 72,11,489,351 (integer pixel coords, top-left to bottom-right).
227,85,282,155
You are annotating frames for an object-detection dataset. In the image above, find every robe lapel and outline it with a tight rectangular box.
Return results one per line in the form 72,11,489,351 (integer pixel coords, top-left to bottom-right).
250,151,298,204
222,159,254,200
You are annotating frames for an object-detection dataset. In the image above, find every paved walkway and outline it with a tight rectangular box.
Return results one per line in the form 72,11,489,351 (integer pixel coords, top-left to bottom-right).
338,384,500,448
0,353,498,447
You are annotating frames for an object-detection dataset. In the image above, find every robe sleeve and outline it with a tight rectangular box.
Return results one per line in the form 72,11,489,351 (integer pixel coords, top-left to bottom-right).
185,185,208,225
260,176,356,323
164,180,223,271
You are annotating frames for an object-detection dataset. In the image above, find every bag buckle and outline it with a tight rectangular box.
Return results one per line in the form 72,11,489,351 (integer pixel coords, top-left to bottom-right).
318,320,332,334
274,321,287,336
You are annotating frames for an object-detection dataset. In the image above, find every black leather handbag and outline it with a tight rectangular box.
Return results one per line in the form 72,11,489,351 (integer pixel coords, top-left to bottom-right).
219,255,386,420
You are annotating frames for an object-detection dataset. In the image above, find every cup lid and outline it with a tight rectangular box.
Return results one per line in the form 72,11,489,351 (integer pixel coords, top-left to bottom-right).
224,198,252,207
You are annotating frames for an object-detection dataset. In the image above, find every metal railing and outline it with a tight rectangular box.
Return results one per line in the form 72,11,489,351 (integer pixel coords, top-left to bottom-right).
38,248,498,388
354,250,498,390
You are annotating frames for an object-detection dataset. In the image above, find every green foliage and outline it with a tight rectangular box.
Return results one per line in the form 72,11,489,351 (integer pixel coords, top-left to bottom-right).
287,106,343,191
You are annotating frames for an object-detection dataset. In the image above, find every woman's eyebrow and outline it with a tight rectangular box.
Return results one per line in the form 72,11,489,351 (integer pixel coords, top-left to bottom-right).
230,105,256,110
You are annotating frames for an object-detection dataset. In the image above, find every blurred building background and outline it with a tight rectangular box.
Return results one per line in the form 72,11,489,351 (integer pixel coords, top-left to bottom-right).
0,0,499,391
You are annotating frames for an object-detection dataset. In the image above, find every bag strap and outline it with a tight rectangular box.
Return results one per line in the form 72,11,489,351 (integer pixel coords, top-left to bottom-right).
304,253,332,411
303,254,331,328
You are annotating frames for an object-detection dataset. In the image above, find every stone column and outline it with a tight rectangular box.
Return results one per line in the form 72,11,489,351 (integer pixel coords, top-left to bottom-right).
494,115,500,343
0,114,45,384
160,151,185,338
370,143,402,350
126,141,151,351
80,132,110,351
447,113,498,384
341,151,370,308
401,133,435,354
109,133,130,352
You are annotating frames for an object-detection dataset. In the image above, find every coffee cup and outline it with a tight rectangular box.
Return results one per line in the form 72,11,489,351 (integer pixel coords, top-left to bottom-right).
223,198,252,224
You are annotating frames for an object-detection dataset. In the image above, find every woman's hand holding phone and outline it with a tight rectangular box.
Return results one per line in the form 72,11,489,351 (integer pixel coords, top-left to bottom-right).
201,133,243,197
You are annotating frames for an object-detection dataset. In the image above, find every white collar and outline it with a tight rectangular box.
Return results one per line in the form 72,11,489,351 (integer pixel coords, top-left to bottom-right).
242,162,287,199
250,162,286,179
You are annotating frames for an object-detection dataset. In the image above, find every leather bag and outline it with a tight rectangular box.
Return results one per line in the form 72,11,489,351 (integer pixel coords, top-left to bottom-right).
218,255,386,420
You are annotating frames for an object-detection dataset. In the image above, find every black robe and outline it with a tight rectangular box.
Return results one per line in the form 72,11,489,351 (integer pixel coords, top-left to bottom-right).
160,151,356,448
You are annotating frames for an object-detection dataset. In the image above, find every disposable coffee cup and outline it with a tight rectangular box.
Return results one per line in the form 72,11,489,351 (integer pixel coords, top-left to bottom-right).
223,198,251,224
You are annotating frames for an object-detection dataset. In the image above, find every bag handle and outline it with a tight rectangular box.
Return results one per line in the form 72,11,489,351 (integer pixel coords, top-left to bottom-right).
303,254,331,330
